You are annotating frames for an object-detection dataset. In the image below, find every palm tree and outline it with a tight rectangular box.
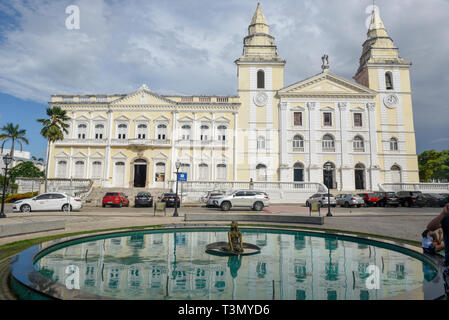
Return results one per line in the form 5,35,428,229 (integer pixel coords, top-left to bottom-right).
37,107,70,192
0,123,29,160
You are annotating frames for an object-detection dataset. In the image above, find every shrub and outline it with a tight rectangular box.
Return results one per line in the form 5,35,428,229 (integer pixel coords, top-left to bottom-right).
5,192,38,203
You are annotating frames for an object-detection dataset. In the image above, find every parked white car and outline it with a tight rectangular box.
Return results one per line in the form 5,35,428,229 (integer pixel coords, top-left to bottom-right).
214,190,270,211
335,194,365,208
12,193,83,213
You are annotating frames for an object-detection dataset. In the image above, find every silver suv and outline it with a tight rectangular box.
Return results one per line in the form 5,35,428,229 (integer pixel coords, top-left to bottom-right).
215,190,270,211
335,194,365,208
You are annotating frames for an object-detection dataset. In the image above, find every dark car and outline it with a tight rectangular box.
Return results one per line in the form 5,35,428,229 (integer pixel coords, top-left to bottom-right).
102,192,129,208
358,193,380,207
160,193,180,208
376,192,400,207
396,191,426,208
422,193,446,207
134,192,153,208
440,194,449,205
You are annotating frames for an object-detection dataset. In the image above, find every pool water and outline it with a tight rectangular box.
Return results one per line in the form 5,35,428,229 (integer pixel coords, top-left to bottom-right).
34,229,437,300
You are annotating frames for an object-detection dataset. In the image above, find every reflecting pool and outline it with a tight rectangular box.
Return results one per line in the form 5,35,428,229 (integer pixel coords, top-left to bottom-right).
34,229,437,300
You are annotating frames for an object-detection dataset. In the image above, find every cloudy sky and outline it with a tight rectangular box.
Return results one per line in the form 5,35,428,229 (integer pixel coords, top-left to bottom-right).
0,0,448,159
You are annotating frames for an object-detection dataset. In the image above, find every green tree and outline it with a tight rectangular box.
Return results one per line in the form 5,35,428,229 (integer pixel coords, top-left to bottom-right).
8,161,44,183
37,107,70,192
418,150,449,182
0,123,29,159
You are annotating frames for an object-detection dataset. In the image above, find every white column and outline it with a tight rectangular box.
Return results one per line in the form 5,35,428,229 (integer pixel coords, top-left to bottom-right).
171,111,178,181
367,102,380,190
338,102,347,191
233,112,238,181
104,110,113,187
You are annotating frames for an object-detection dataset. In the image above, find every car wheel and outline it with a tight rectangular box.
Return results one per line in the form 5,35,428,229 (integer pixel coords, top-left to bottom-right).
62,204,72,213
102,203,106,208
253,202,264,212
221,201,231,211
357,205,361,208
119,202,123,208
344,202,350,208
20,204,31,213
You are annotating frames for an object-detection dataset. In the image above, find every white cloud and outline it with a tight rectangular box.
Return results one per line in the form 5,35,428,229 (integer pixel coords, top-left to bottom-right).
0,0,448,151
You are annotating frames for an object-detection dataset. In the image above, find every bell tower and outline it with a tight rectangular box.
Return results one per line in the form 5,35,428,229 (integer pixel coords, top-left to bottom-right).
234,2,285,182
354,7,420,184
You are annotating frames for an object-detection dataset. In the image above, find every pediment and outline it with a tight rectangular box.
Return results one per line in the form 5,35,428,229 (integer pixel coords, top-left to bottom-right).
154,115,170,122
73,151,87,158
114,115,130,122
90,151,104,158
111,84,176,106
133,115,151,122
75,115,89,122
152,152,168,160
55,151,70,158
92,115,107,121
279,73,376,97
178,115,194,122
215,116,231,123
111,151,127,159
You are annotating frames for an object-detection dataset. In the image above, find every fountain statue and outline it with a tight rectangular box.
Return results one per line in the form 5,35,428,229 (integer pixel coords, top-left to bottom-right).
205,221,261,256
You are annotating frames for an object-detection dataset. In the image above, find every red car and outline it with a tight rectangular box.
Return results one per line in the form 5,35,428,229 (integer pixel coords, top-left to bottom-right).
102,192,129,208
357,193,379,207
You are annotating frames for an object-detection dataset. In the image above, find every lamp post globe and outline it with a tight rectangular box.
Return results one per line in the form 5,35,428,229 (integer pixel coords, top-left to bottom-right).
324,162,333,217
1,154,13,218
173,161,182,217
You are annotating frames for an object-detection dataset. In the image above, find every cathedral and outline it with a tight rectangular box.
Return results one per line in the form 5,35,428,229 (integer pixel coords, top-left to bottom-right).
47,3,419,192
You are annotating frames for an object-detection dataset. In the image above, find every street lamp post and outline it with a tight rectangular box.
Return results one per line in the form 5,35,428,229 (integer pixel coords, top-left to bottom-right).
324,162,333,217
173,161,181,217
1,154,13,218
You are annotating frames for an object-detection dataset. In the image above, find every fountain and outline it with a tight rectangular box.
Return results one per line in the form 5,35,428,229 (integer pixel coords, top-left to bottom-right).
205,221,261,256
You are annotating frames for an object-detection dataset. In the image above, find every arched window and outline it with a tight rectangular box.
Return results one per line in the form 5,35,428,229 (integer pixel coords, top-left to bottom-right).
91,161,102,179
353,136,365,152
390,137,399,151
56,160,67,178
216,164,227,181
200,125,210,141
293,135,304,151
155,162,165,182
257,70,265,89
180,163,191,179
217,125,227,141
256,164,267,181
74,160,85,178
136,124,147,139
180,125,192,140
391,165,402,184
257,136,266,150
95,124,105,139
322,135,335,152
198,163,209,181
117,124,128,139
385,72,394,90
157,124,168,140
77,123,87,139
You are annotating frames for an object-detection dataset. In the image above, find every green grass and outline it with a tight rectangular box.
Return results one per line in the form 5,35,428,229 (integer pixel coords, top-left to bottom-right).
0,222,421,262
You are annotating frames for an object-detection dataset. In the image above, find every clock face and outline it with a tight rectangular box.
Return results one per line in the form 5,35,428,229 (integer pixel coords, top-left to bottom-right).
384,94,399,108
254,92,268,107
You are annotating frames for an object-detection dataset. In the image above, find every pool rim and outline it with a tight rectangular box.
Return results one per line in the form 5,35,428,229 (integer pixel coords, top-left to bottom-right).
10,224,447,300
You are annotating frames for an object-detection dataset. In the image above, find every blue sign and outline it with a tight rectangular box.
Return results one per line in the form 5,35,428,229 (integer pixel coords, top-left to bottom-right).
177,173,187,182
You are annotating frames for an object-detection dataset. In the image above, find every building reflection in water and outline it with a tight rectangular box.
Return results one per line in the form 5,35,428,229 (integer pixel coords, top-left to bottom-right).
35,230,435,300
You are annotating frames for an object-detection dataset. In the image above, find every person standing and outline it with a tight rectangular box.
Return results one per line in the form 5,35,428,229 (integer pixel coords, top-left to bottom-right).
427,204,449,299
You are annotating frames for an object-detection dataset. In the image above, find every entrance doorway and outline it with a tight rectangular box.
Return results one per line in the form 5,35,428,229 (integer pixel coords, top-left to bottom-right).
355,164,366,190
134,159,147,188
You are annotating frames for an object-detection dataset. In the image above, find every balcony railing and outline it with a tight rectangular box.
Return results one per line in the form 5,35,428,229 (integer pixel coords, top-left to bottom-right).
174,139,229,148
55,139,108,146
112,139,172,146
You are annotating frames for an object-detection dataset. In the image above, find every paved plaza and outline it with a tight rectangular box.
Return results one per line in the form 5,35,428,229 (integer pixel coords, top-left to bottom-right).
0,203,443,245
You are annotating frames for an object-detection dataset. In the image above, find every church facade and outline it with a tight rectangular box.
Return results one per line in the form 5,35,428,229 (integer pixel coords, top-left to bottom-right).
47,4,419,191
